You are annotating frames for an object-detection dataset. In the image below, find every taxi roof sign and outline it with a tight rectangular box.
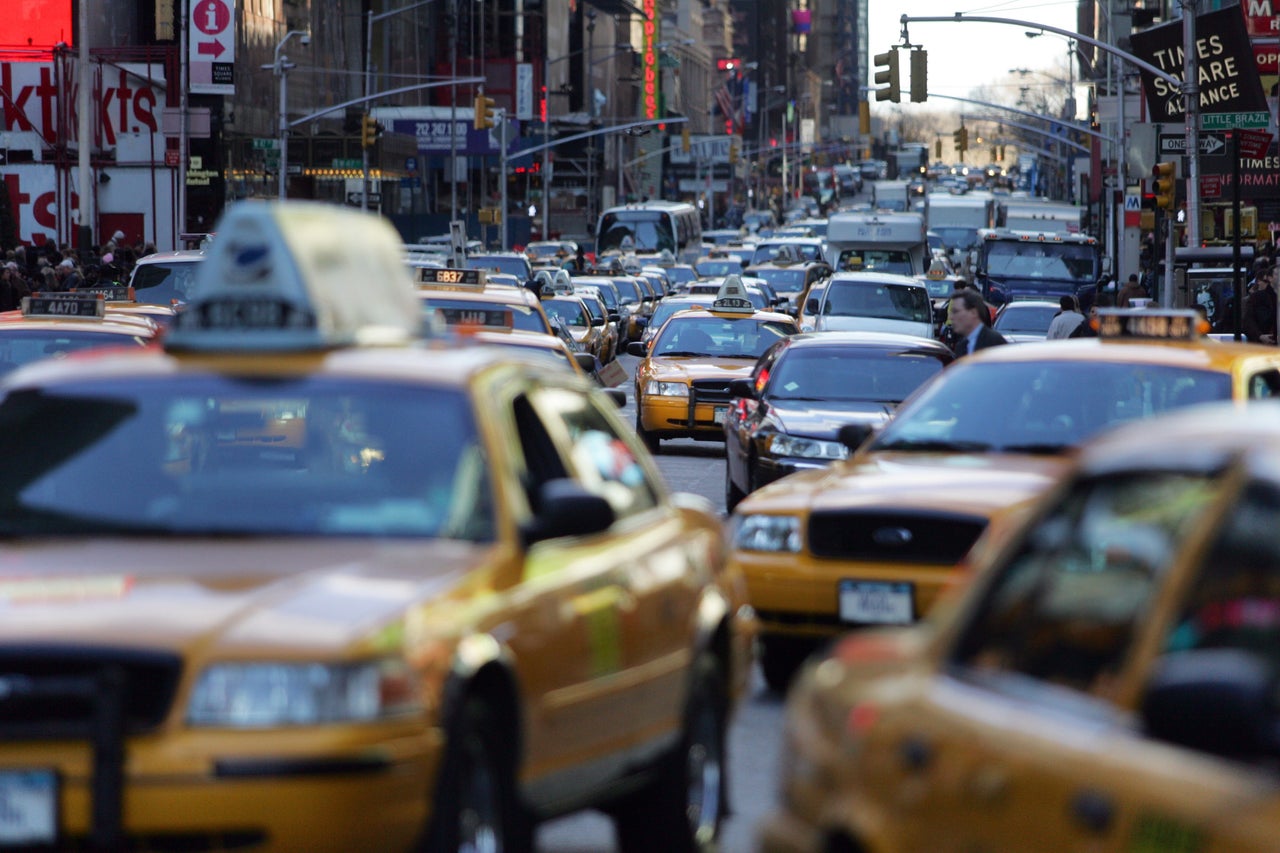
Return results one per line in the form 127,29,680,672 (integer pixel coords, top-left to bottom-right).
22,292,105,319
416,266,486,288
536,269,575,297
166,201,421,352
1097,308,1205,341
711,274,755,313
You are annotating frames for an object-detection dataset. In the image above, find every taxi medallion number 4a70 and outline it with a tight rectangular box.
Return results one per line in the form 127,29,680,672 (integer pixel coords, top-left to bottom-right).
0,770,57,845
839,580,914,625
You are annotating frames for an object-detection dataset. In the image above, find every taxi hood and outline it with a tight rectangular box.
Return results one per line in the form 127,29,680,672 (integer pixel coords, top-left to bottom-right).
740,450,1069,517
0,539,493,654
647,357,758,382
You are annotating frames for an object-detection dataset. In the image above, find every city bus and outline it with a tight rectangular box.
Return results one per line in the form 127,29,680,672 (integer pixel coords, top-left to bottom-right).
595,201,703,263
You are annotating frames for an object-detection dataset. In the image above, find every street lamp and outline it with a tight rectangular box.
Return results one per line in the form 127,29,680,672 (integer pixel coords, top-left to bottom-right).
265,29,310,200
362,0,437,211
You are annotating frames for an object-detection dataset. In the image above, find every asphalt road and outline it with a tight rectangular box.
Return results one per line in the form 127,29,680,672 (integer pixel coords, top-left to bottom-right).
536,353,787,853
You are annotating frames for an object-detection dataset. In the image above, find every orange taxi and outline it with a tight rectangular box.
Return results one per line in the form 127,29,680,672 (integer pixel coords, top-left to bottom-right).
731,309,1280,692
762,402,1280,853
0,202,755,852
628,275,797,453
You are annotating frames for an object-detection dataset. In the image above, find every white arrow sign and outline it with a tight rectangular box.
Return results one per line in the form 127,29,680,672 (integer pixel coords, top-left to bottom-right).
1158,134,1225,156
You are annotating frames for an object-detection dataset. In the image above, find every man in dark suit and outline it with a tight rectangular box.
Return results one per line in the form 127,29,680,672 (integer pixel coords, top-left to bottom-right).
950,288,1007,358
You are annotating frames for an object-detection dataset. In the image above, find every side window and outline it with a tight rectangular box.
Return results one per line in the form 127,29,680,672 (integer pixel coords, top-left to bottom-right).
532,387,660,519
952,471,1224,696
1166,479,1280,668
512,393,570,512
1247,370,1280,399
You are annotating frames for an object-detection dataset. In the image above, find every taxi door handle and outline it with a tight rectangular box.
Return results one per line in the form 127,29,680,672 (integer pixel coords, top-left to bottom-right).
1071,790,1114,834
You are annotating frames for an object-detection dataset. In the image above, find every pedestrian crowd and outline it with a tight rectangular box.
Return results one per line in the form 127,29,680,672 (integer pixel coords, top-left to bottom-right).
0,230,155,311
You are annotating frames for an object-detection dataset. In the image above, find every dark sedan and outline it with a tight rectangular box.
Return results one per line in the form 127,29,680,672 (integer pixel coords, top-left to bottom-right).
723,332,954,510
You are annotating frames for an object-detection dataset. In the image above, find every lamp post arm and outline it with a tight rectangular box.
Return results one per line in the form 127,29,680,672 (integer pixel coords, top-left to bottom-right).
289,77,486,126
959,113,1090,154
519,117,686,160
928,92,1116,145
900,14,1181,87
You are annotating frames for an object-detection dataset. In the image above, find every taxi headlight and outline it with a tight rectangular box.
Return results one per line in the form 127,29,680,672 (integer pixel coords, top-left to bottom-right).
644,380,689,397
733,514,802,552
765,434,849,461
187,660,420,727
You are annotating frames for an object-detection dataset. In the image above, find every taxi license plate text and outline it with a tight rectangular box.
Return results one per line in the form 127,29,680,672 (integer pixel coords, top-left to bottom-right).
713,406,727,425
0,770,56,846
839,580,913,625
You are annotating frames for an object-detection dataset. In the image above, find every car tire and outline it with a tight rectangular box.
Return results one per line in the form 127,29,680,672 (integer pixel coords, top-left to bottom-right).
760,636,814,695
611,655,727,853
636,409,660,455
423,696,531,853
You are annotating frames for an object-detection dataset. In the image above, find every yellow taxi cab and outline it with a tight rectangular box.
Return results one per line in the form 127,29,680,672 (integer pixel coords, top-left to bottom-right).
762,402,1280,853
471,326,598,379
0,292,157,377
538,290,608,364
413,265,554,337
0,201,755,852
731,308,1280,692
628,275,798,453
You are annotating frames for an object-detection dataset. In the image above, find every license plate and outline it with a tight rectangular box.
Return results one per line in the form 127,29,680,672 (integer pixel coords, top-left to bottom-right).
839,580,914,625
713,406,728,424
0,770,57,846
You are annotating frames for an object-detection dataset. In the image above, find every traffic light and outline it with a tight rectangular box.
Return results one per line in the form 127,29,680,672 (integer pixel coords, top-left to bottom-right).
858,100,870,135
909,49,927,103
681,127,691,153
1152,161,1177,211
953,126,968,155
729,141,739,164
998,145,1006,161
360,114,380,149
935,139,942,159
473,93,496,130
873,50,900,103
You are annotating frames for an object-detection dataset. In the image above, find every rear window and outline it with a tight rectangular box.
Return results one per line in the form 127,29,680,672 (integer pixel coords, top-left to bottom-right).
129,260,202,306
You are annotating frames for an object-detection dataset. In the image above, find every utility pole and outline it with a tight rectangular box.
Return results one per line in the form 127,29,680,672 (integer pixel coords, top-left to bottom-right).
1181,0,1201,246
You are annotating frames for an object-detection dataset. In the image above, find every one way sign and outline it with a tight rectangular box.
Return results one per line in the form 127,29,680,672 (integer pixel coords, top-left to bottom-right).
1158,133,1225,157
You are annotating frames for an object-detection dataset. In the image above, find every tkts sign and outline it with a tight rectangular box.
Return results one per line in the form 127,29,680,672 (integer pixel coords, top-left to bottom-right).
0,61,163,147
1129,6,1270,123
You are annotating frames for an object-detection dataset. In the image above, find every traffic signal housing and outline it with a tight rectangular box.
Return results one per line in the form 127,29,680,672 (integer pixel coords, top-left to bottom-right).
909,49,927,103
729,141,739,165
473,94,496,130
360,114,381,149
873,50,900,103
682,127,691,153
1152,161,1177,211
953,126,968,156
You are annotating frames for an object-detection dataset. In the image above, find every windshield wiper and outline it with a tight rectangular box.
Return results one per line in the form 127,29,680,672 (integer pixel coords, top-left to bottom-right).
874,438,993,453
1000,442,1072,455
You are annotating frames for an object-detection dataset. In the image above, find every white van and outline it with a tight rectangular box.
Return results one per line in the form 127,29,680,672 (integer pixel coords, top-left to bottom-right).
825,211,928,277
802,272,934,338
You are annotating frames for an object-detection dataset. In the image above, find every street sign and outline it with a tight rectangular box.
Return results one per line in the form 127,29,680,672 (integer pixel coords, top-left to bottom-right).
164,149,180,167
405,156,418,172
332,158,361,169
1158,133,1225,156
1200,175,1224,199
252,138,278,150
188,0,235,96
1200,111,1270,130
1233,129,1274,158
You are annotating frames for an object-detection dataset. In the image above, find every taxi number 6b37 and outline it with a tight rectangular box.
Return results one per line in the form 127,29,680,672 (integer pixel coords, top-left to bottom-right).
0,770,57,845
839,580,913,625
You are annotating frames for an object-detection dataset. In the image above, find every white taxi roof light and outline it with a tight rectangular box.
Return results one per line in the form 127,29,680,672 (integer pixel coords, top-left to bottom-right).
166,201,421,352
1096,307,1201,342
712,274,755,313
537,268,575,297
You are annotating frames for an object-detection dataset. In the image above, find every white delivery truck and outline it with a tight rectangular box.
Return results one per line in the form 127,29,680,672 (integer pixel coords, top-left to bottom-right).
924,192,995,261
995,198,1083,235
825,211,929,278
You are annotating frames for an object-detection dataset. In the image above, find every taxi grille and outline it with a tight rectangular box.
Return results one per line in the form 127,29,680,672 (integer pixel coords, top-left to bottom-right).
691,378,735,405
0,646,182,739
808,510,986,565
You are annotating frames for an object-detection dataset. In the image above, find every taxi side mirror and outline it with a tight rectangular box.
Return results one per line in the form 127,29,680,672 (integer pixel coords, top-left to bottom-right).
608,313,621,323
805,298,820,314
574,352,597,373
1141,649,1280,758
523,479,615,546
728,378,757,400
626,341,648,357
635,317,649,329
591,316,606,327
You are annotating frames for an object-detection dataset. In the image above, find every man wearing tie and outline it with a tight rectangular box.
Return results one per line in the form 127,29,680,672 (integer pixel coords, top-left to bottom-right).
950,288,1007,358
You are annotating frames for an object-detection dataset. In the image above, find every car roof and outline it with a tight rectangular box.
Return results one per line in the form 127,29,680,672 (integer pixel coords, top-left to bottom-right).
134,250,205,265
963,336,1280,371
781,330,954,353
828,272,927,287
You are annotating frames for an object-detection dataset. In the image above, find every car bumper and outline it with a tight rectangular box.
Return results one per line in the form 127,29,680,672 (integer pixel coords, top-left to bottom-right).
637,395,729,440
733,551,960,640
0,723,442,851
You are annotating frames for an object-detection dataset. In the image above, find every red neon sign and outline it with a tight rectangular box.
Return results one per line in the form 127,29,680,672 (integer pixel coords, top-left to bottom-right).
642,0,658,120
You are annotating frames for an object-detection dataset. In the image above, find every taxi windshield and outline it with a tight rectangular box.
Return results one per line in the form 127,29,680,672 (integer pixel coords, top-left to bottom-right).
653,316,794,358
750,268,808,293
0,378,493,541
871,361,1233,454
0,329,151,376
543,298,590,327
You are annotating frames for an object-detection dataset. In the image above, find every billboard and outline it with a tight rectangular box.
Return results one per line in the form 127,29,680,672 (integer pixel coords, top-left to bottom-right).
0,0,72,49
